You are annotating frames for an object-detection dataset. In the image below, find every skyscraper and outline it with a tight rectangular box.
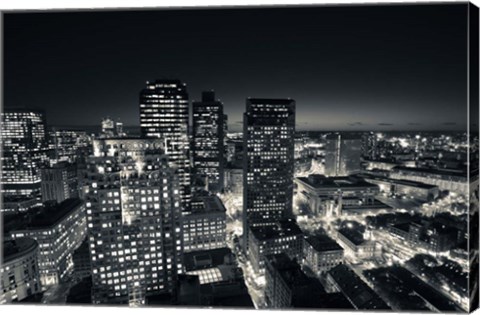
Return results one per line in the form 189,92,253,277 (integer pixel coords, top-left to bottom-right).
139,80,191,210
1,109,48,200
242,98,296,250
85,138,183,305
192,91,225,193
324,133,362,177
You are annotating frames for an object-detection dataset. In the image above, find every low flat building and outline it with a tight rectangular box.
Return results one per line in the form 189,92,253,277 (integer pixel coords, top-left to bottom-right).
295,175,379,217
1,196,39,213
248,219,304,274
1,238,41,304
360,174,439,202
389,166,468,195
7,198,86,288
303,234,344,275
183,195,227,252
336,228,376,261
326,264,390,310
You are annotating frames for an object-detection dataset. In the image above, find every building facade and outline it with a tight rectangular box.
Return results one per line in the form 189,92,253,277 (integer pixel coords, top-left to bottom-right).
139,80,191,210
86,138,184,305
41,162,79,203
0,238,41,304
243,98,296,250
192,91,225,193
183,195,227,252
248,219,304,273
303,235,344,275
8,199,86,288
1,109,48,201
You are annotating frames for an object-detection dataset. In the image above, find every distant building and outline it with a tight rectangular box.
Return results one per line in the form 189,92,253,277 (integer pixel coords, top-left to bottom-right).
324,133,362,176
183,195,227,252
264,253,325,309
336,228,377,261
248,219,303,273
1,196,39,214
86,138,183,305
390,166,468,194
1,109,48,201
100,118,125,138
8,199,86,288
41,162,79,203
48,129,91,164
303,234,344,275
224,167,243,196
192,91,225,192
243,98,296,250
295,175,379,216
0,238,41,304
360,174,439,202
139,79,191,210
326,264,390,310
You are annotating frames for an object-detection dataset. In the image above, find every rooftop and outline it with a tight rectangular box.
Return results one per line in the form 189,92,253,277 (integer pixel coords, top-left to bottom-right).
5,198,83,231
305,234,343,252
337,228,365,246
250,219,303,241
189,195,226,215
3,237,38,263
296,174,377,190
328,265,390,310
183,247,233,272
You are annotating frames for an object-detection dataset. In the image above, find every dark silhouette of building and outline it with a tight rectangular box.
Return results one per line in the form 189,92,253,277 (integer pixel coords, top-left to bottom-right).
41,161,79,203
192,91,225,193
242,98,295,251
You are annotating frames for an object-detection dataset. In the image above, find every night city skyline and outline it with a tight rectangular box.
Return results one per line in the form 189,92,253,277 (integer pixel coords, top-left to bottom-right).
1,2,479,313
4,3,469,131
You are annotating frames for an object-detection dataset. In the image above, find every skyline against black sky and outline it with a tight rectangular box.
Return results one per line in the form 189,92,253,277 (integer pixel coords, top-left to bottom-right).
4,3,469,131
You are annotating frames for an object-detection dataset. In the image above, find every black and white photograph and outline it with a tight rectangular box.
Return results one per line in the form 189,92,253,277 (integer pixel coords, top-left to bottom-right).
1,1,479,313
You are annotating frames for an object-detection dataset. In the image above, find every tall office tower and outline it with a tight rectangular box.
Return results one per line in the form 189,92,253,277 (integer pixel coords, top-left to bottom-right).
324,133,362,177
1,109,48,200
192,91,225,193
242,98,296,251
139,80,191,210
86,138,183,305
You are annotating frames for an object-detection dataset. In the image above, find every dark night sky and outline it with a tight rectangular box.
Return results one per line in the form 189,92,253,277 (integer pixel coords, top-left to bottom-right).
4,3,469,131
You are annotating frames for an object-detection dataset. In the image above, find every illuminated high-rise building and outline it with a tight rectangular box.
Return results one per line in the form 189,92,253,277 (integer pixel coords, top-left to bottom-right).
242,98,295,250
139,80,191,210
192,91,225,192
1,109,48,201
85,138,183,305
324,133,362,176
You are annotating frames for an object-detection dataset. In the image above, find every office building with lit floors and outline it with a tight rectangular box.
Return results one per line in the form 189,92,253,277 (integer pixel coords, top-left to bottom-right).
248,219,304,273
139,80,192,210
5,199,87,288
85,138,184,305
183,195,227,252
324,133,362,176
192,91,225,193
242,98,296,250
303,234,344,276
0,238,41,304
1,109,49,207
